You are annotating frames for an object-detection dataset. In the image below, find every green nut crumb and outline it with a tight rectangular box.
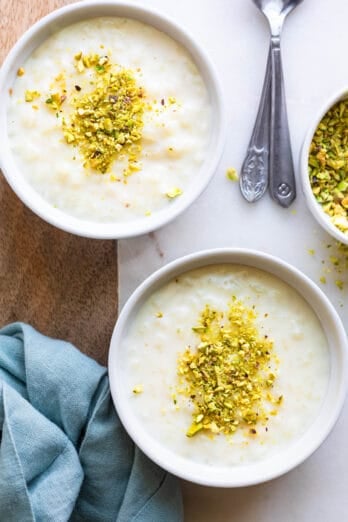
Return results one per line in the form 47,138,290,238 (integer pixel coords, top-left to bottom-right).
186,422,203,437
45,92,66,110
25,90,40,102
226,167,238,181
166,187,183,199
335,280,344,290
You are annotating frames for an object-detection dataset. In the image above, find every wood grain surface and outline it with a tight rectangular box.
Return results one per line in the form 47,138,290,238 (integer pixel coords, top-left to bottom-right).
0,0,118,365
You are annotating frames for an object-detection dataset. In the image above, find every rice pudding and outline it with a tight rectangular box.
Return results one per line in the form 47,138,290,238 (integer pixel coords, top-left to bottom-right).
122,264,330,467
7,17,211,223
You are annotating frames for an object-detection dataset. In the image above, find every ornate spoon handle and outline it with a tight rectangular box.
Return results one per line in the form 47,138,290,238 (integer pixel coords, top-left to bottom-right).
240,48,271,202
269,36,296,207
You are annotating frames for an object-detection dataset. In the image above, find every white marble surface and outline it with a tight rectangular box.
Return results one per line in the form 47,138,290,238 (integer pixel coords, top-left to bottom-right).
118,0,348,520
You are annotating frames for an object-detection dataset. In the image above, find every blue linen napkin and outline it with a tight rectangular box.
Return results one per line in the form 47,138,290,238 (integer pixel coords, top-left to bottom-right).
0,323,183,522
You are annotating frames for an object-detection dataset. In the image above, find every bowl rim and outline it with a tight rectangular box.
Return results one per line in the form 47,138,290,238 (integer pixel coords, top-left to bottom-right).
0,0,226,239
300,87,348,244
108,247,348,487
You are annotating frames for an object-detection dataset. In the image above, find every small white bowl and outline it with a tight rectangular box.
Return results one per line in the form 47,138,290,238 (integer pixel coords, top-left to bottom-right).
108,248,348,487
301,89,348,244
0,1,225,239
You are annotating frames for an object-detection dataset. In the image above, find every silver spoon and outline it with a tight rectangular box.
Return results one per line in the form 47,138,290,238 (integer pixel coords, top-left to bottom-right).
240,0,303,207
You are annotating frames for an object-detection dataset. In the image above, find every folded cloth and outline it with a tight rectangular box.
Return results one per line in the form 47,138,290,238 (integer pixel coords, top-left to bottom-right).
0,323,183,522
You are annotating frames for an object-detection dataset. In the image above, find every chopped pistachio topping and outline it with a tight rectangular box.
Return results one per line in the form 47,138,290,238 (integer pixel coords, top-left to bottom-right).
166,187,183,199
45,53,146,174
177,300,281,438
25,90,40,102
226,167,238,181
309,99,348,234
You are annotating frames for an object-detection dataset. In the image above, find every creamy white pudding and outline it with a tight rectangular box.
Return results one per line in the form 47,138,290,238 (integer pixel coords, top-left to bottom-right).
122,264,330,467
7,17,211,223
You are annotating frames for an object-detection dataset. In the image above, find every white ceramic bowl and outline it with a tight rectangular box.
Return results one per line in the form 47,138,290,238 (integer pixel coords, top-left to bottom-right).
301,89,348,244
109,248,348,487
0,1,225,239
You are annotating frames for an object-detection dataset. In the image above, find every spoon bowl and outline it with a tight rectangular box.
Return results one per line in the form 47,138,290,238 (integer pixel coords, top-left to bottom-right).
253,0,303,32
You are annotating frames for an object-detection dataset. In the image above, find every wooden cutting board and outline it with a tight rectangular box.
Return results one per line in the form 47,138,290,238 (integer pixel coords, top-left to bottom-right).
0,0,118,365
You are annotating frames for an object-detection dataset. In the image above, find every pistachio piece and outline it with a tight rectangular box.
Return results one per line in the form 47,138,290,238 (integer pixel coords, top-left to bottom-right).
24,90,40,102
186,422,204,437
166,187,183,199
132,385,143,394
226,167,238,181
